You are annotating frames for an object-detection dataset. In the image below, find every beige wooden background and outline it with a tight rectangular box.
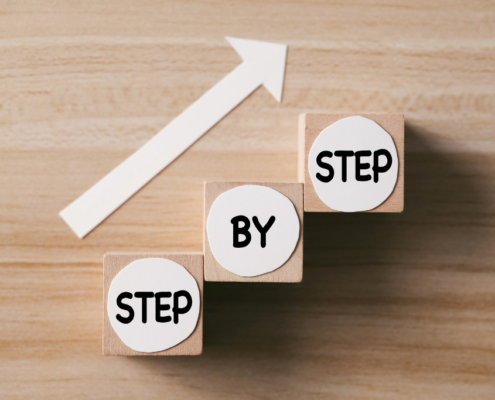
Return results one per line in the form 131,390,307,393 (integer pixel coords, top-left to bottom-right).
1,1,494,399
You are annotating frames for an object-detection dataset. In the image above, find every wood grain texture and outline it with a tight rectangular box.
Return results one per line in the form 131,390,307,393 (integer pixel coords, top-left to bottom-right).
204,182,303,282
300,113,404,212
103,253,203,356
1,1,495,399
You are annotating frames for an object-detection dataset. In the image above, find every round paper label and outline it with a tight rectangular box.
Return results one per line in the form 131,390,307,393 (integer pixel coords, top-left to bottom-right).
207,185,300,277
308,116,399,212
107,258,200,353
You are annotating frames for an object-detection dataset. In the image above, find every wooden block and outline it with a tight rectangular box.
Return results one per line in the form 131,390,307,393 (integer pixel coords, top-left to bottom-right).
103,252,203,356
299,113,404,212
204,182,303,282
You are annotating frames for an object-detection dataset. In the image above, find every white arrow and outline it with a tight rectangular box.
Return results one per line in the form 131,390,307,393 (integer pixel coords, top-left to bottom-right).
60,37,288,238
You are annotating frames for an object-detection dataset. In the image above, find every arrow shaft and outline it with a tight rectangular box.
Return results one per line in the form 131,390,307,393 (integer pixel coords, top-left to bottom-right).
60,61,262,238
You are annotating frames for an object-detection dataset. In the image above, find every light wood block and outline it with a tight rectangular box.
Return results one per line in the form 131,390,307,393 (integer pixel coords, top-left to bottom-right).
103,252,203,356
299,113,404,212
204,182,303,282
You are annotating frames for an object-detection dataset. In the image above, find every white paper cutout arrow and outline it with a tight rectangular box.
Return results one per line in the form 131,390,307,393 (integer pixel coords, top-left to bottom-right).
60,37,287,238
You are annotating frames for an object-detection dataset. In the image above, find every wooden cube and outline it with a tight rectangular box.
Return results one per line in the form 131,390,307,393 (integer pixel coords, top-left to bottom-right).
103,252,203,356
204,182,303,282
299,113,404,212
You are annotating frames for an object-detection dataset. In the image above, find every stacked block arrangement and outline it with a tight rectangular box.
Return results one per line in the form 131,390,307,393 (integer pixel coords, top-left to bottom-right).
103,114,404,356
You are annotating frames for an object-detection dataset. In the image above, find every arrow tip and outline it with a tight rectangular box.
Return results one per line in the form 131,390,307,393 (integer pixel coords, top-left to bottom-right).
226,37,287,102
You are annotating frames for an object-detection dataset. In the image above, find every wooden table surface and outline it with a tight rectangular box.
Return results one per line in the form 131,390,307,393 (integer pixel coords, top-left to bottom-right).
1,1,494,398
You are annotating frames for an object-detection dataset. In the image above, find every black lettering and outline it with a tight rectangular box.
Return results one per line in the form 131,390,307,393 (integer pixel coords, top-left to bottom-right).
355,150,372,182
173,290,192,324
116,292,134,324
134,292,154,323
334,151,354,182
231,215,251,248
252,216,276,248
155,292,172,323
373,149,392,183
316,151,334,183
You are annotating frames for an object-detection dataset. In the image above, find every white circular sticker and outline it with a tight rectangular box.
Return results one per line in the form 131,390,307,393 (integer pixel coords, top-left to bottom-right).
308,116,399,212
107,258,200,353
207,185,300,277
